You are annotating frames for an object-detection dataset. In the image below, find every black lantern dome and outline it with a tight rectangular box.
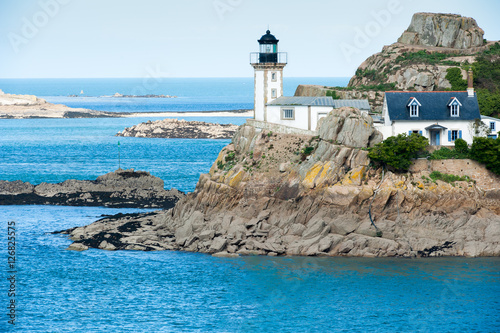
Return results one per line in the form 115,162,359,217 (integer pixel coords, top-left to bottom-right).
258,30,279,44
258,30,279,63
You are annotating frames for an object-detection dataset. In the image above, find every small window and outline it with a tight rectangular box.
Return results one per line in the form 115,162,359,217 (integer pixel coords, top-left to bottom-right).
271,72,277,81
490,122,496,131
449,130,460,141
451,104,459,117
282,108,294,120
407,97,421,117
271,89,277,98
410,104,419,117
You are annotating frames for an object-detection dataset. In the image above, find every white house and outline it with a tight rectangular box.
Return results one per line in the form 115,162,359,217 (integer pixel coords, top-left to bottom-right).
266,96,370,131
376,89,482,146
250,30,370,132
481,115,500,139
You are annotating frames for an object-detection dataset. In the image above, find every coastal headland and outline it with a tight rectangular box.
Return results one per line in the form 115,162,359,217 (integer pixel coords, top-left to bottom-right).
61,108,500,256
0,89,251,118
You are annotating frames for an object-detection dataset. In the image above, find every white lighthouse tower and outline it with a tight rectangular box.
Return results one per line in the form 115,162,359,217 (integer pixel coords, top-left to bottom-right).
250,30,287,121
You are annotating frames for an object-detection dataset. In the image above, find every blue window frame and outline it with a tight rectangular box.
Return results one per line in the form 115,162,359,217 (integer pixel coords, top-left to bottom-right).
490,122,496,131
448,130,462,141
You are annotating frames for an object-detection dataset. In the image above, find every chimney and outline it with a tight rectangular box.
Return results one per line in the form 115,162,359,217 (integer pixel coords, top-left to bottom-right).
467,68,474,97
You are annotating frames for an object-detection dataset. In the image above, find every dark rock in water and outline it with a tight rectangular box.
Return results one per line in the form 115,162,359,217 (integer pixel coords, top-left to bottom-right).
116,118,239,139
0,169,184,208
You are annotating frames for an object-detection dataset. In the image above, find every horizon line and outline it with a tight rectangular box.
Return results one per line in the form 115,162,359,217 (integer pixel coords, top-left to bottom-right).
0,76,352,80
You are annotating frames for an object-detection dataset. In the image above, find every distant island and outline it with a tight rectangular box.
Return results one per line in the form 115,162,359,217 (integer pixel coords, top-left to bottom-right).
68,93,178,98
0,89,251,118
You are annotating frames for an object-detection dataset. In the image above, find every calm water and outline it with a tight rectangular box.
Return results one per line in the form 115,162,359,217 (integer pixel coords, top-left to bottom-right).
1,205,499,332
0,79,499,332
0,117,243,193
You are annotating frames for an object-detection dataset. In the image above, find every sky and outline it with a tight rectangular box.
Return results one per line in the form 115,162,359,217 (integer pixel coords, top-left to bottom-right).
0,0,499,78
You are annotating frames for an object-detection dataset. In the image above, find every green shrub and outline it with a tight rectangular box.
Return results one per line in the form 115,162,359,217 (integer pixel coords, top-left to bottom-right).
300,146,315,161
395,50,450,65
473,43,500,117
429,147,469,160
454,138,469,154
429,171,471,183
470,137,500,175
446,67,467,91
225,152,236,162
326,90,341,99
368,133,429,171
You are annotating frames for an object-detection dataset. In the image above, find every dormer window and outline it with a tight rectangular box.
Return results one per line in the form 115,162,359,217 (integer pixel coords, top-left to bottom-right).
407,97,421,117
410,105,418,117
448,97,462,117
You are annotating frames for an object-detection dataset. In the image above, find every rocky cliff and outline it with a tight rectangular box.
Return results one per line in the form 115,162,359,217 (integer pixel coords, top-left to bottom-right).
117,119,238,139
1,169,184,208
62,109,500,256
295,13,496,112
398,13,484,49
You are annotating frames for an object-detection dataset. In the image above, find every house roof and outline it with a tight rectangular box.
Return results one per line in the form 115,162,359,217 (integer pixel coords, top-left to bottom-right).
385,91,481,121
481,115,500,121
425,124,448,130
268,96,335,106
267,96,370,110
333,99,370,111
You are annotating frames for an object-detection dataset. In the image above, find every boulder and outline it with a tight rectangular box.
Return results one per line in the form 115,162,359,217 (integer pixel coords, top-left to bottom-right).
318,107,383,148
398,13,484,49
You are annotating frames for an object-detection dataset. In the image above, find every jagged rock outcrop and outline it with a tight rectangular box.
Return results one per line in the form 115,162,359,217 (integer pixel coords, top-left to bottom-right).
295,13,496,112
348,13,492,92
346,42,488,92
62,110,500,256
398,13,484,49
317,107,383,147
0,169,184,208
116,119,238,139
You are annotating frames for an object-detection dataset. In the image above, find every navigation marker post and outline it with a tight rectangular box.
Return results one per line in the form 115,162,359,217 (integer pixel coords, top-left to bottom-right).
118,141,121,170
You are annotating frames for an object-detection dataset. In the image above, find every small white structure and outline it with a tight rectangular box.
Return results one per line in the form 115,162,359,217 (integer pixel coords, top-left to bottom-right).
482,115,500,139
250,30,370,132
266,96,370,131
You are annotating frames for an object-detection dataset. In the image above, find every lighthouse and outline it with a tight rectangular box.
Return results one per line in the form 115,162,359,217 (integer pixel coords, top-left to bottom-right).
250,30,287,121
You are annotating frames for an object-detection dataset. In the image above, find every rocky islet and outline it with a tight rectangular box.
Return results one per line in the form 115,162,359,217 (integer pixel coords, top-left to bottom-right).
0,169,184,208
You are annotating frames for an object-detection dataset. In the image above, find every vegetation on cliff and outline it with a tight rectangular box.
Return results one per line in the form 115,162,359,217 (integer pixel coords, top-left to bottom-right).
370,132,500,176
470,137,500,175
367,133,428,171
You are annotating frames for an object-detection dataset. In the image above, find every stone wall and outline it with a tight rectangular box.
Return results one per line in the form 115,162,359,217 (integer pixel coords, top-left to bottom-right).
246,119,317,136
410,159,500,190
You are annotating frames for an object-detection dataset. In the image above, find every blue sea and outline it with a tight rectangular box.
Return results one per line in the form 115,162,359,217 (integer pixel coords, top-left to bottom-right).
1,78,499,332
